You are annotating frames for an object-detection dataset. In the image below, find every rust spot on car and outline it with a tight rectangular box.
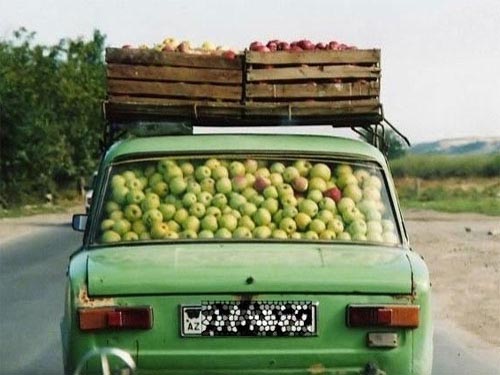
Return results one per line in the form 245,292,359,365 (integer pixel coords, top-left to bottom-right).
78,286,115,307
391,294,414,303
308,363,326,374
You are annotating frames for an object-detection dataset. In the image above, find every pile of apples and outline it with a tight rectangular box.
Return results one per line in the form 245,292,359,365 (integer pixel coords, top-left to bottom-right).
100,158,398,244
122,38,238,59
249,39,357,52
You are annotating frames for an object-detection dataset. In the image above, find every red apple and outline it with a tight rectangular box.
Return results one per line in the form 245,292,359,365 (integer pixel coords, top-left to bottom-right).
254,177,271,192
328,41,339,50
292,176,309,193
162,44,175,52
324,187,342,203
290,45,303,52
315,42,327,50
250,41,264,51
222,50,236,60
278,42,290,51
267,42,278,52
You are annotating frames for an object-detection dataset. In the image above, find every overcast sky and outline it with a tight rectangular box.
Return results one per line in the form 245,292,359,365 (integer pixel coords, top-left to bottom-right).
2,0,500,143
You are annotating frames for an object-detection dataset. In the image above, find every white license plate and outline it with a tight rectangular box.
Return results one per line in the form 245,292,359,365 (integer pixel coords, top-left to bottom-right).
181,306,203,336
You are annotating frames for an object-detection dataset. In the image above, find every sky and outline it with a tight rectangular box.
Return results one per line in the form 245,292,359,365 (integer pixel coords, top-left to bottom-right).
1,0,500,143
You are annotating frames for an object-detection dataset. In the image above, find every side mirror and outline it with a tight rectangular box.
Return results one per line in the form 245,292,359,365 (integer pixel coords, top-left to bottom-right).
72,214,88,232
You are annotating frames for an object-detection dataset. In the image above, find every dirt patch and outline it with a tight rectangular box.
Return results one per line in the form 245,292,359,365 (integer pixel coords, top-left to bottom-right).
404,209,500,348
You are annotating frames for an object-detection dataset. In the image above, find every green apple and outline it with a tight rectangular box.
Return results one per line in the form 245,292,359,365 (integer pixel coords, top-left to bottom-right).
277,183,294,198
341,206,364,224
242,187,258,200
310,163,331,181
307,189,323,203
173,208,189,224
195,165,212,181
141,192,161,211
197,191,213,206
182,192,197,208
279,217,297,234
309,219,326,234
229,193,247,210
348,219,367,236
163,164,183,182
112,185,129,205
126,189,145,205
233,226,252,239
245,173,256,188
151,181,168,197
282,205,298,218
216,177,232,194
352,233,367,241
111,175,126,189
143,165,156,178
126,177,144,191
205,158,221,170
180,162,194,176
100,219,115,231
365,208,382,221
180,230,198,239
105,201,121,214
139,232,152,241
270,162,286,174
280,194,298,207
186,180,201,195
343,184,363,202
189,202,206,218
383,232,399,244
363,187,381,201
316,209,334,224
165,231,179,239
255,167,270,179
238,214,256,231
124,204,142,222
244,159,258,174
215,228,232,239
239,202,257,216
157,159,177,174
336,174,358,189
142,209,163,228
337,232,351,241
212,165,229,180
354,169,370,185
337,197,356,213
273,209,283,224
364,175,383,190
123,231,139,241
261,198,279,214
231,176,248,192
327,218,344,234
295,212,311,231
158,203,176,221
218,213,238,232
201,215,218,232
199,230,214,239
319,230,336,240
122,170,136,182
367,220,383,235
375,201,386,214
269,173,284,187
335,164,353,177
298,199,319,217
229,161,246,177
367,232,383,242
151,222,170,239
211,193,228,209
148,172,164,187
294,160,312,177
109,210,124,221
250,194,265,207
309,177,327,192
382,219,395,233
253,226,272,239
206,206,222,218
263,186,279,199
101,230,121,243
272,229,288,239
290,232,302,240
113,219,131,236
200,178,216,194
167,220,181,233
318,197,336,213
357,199,377,215
304,231,319,240
131,220,147,235
283,166,300,183
169,177,187,196
253,208,272,226
182,216,200,232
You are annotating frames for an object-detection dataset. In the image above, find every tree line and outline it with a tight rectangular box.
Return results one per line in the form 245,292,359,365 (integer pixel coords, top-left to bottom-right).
0,28,106,207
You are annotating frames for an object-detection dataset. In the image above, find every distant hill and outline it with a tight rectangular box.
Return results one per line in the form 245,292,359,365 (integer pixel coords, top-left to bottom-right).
410,137,500,155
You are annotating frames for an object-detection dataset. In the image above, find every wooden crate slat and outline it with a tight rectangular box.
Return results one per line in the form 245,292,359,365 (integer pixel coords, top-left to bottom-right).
107,64,242,84
246,81,379,99
108,80,242,101
246,49,380,65
247,65,380,82
106,48,242,70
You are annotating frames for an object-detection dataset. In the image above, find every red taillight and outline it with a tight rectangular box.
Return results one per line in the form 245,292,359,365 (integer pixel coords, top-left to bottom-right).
347,305,419,328
79,307,153,331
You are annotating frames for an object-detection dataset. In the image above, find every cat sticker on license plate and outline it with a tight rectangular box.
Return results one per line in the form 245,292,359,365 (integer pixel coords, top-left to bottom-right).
181,305,203,336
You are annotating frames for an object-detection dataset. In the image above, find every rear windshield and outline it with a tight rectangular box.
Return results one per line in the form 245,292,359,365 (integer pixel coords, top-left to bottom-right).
92,155,400,245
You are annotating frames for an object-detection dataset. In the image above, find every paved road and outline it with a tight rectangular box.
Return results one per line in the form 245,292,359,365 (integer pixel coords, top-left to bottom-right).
0,223,498,374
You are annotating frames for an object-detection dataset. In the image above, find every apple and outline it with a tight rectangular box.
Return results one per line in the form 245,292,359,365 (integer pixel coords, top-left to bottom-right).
199,230,215,239
336,174,358,189
186,180,201,195
310,163,331,181
130,220,146,236
348,219,367,237
105,201,121,214
254,176,271,193
195,165,212,181
367,220,383,235
239,202,257,216
111,175,126,189
167,220,181,233
250,194,265,207
277,183,294,198
295,212,312,231
263,186,279,199
382,232,399,244
255,167,270,179
367,232,383,242
319,230,336,240
269,173,284,187
189,202,206,218
327,217,344,234
182,192,197,208
341,206,363,224
151,222,170,239
244,159,258,174
233,227,252,239
352,233,367,241
101,230,121,243
298,199,318,217
324,187,342,203
282,205,298,218
239,215,255,231
278,41,291,51
212,165,229,180
354,169,370,185
182,216,200,232
126,189,145,205
143,209,163,228
382,219,395,233
337,197,356,213
290,232,302,240
157,158,176,174
123,231,139,241
141,192,161,211
253,226,272,239
337,232,351,241
219,213,238,232
279,217,297,234
215,228,232,239
216,177,232,194
363,187,381,201
163,164,183,181
122,171,136,182
261,198,279,214
144,165,156,178
292,176,308,193
364,176,383,190
169,177,187,195
272,229,288,239
201,215,218,232
335,164,353,177
200,178,216,194
270,162,286,174
211,193,228,209
307,189,323,203
195,191,212,207
126,178,144,191
222,50,236,60
151,181,168,197
357,199,377,215
229,161,246,177
180,230,198,239
229,193,247,209
309,219,326,234
124,204,142,222
232,176,248,192
109,210,124,221
283,166,300,183
273,209,283,224
318,197,336,212
173,208,189,225
316,209,334,224
100,219,115,231
343,184,363,202
112,186,129,205
139,232,151,240
205,206,221,219
253,208,272,226
113,219,131,236
205,158,220,170
304,231,319,240
280,194,298,207
294,160,312,177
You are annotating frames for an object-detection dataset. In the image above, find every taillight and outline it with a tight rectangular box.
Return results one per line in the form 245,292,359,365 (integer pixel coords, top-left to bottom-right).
347,305,419,328
79,307,153,331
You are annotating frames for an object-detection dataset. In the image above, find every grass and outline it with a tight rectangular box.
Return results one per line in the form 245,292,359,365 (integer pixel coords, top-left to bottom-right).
394,177,500,216
0,198,82,219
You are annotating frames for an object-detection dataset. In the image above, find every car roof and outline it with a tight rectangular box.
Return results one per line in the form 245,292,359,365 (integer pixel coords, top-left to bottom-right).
104,134,386,165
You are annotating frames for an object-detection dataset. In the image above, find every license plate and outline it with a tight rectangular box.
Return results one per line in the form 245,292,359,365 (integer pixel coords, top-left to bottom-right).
181,301,317,337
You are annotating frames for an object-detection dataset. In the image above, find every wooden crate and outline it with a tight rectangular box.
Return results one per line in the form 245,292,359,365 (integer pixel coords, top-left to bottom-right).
244,49,380,109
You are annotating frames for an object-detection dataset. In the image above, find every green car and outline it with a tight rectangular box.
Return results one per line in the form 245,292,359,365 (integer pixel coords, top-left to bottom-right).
64,134,432,375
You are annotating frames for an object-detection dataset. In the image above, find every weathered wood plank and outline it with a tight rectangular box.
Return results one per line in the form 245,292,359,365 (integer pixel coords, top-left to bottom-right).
108,80,242,101
246,81,379,99
246,49,380,65
247,65,380,82
106,48,242,69
107,64,242,84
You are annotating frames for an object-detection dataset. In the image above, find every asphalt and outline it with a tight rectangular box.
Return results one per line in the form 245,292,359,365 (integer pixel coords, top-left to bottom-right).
0,224,498,375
